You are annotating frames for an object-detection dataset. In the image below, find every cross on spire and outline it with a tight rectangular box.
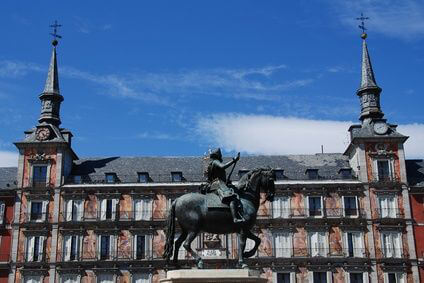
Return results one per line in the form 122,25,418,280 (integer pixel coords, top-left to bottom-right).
49,20,62,46
356,13,369,38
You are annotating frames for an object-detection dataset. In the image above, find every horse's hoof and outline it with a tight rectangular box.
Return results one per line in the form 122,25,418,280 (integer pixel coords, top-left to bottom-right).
242,263,249,269
197,260,204,269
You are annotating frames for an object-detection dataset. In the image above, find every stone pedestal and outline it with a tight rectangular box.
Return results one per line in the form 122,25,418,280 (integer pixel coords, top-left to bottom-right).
160,269,267,283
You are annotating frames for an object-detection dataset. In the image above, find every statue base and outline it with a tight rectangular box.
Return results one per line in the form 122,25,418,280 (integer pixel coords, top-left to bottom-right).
160,269,267,283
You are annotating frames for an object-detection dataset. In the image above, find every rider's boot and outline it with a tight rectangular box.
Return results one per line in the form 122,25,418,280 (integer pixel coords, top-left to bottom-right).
230,201,245,223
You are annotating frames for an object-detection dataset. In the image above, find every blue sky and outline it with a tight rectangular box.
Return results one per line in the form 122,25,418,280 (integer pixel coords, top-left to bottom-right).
1,0,424,166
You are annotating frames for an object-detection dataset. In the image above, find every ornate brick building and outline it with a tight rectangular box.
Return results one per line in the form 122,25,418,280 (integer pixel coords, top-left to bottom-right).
1,33,422,283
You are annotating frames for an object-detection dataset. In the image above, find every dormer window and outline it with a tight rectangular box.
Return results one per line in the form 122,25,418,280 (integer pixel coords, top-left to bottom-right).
305,169,319,180
274,169,284,181
105,173,116,184
138,172,149,183
171,172,183,182
339,168,352,180
238,170,249,179
73,175,82,184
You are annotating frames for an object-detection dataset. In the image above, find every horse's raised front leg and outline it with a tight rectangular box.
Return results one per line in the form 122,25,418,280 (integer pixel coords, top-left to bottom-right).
183,231,203,269
173,231,188,267
237,231,248,269
243,229,261,259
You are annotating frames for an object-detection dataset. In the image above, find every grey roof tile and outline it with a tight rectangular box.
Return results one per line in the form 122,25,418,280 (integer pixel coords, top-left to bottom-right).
0,167,17,190
406,159,424,187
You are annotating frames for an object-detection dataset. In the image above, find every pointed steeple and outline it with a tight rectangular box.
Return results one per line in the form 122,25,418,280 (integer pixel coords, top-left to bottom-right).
38,40,64,126
356,33,384,122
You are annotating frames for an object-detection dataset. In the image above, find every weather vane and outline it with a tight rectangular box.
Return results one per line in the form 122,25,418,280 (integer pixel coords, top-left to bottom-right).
49,20,62,46
356,13,369,39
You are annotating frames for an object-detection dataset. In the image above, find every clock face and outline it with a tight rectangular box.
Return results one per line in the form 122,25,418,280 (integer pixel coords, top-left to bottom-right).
36,127,50,141
373,122,388,135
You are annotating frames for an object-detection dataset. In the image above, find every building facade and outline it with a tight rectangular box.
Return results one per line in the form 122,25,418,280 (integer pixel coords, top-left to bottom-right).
1,33,422,283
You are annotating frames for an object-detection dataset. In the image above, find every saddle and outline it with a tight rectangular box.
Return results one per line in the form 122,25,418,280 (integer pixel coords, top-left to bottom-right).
205,193,230,209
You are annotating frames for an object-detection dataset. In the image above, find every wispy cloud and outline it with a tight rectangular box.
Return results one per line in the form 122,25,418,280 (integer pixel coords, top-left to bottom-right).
137,132,177,140
0,60,43,78
74,17,113,34
0,151,18,167
330,0,424,40
197,114,424,159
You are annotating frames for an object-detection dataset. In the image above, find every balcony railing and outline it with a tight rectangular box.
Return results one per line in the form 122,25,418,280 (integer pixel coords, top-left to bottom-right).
59,210,169,223
376,208,403,219
370,173,401,184
270,208,366,219
63,250,154,261
381,249,404,258
25,252,48,263
22,212,49,223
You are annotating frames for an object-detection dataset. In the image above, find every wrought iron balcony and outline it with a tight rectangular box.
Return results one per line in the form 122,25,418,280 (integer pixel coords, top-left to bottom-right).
65,250,154,261
270,208,366,219
22,212,50,223
370,173,401,184
25,251,48,263
375,208,403,219
59,210,169,223
381,249,405,259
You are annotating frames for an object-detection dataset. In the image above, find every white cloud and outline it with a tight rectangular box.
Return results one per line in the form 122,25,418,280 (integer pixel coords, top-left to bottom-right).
331,0,424,40
0,151,18,167
197,114,424,159
0,60,43,78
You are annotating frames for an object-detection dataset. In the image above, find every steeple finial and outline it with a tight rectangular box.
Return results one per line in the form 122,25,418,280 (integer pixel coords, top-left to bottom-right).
355,14,384,122
38,21,64,126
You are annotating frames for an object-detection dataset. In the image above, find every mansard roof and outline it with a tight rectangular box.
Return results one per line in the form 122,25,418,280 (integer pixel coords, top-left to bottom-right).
69,153,352,183
0,167,17,190
406,159,424,187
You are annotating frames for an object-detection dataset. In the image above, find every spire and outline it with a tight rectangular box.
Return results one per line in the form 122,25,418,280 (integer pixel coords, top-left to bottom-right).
38,21,64,126
354,14,384,122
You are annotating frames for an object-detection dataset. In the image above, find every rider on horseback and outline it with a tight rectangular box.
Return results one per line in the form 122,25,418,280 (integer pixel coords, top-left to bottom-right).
206,148,245,223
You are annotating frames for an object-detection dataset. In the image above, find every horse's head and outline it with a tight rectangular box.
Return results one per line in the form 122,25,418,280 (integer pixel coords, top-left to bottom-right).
241,168,275,203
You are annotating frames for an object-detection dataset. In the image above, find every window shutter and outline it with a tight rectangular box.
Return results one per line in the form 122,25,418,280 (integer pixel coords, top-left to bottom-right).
310,232,318,257
110,235,116,259
66,200,73,221
75,200,83,221
0,202,5,224
27,236,35,262
64,235,71,261
145,234,152,259
274,233,282,257
100,199,106,220
134,199,142,221
111,199,117,220
97,235,101,260
282,197,290,218
38,236,44,261
393,233,402,258
353,232,362,257
273,197,281,218
41,201,47,222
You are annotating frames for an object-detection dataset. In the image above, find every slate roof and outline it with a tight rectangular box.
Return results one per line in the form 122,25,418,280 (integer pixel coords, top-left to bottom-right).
69,153,353,183
349,123,408,140
0,167,17,190
406,159,424,187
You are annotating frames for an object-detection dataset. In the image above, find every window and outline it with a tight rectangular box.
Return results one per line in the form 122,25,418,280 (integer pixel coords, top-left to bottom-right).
348,272,367,283
273,196,290,218
312,272,328,283
306,169,319,180
98,235,116,260
378,196,397,218
274,232,292,257
274,169,285,181
376,160,392,181
0,201,5,224
29,201,47,222
343,196,358,217
132,273,151,283
385,273,405,283
63,235,81,261
61,274,79,283
381,232,402,258
99,199,117,220
344,231,364,257
97,274,115,283
308,231,328,257
238,170,249,179
24,276,42,283
33,165,48,187
26,235,44,262
105,173,116,184
65,199,84,221
73,175,82,184
134,234,152,260
339,168,352,179
138,172,149,183
276,273,291,283
308,196,323,217
134,198,152,221
171,172,183,182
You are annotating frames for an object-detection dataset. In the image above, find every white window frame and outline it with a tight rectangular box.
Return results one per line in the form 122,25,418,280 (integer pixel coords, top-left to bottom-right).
31,164,51,187
273,272,296,283
381,231,403,258
0,201,5,224
96,273,116,283
306,196,324,217
272,196,291,219
342,196,359,218
28,200,48,222
309,271,333,283
63,234,82,261
60,274,81,283
131,273,152,283
273,231,292,258
377,195,398,218
25,235,45,262
133,234,153,260
65,199,84,222
373,158,394,181
345,271,369,283
97,234,117,260
98,198,118,221
383,272,406,283
133,197,153,221
23,275,43,283
343,231,365,258
308,231,328,257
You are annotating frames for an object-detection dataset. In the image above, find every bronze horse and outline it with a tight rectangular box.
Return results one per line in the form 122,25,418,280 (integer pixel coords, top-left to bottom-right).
163,168,275,268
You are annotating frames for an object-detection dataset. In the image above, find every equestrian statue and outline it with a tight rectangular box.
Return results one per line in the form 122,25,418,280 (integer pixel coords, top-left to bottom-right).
163,148,275,269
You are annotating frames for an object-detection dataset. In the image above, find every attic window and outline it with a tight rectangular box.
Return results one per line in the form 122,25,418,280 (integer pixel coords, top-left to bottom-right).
274,169,284,181
305,169,319,180
171,172,183,182
105,173,116,184
138,172,149,183
73,175,82,184
238,170,249,179
339,168,352,179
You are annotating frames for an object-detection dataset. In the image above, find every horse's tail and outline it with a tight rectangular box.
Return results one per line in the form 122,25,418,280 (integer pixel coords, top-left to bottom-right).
163,200,176,260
